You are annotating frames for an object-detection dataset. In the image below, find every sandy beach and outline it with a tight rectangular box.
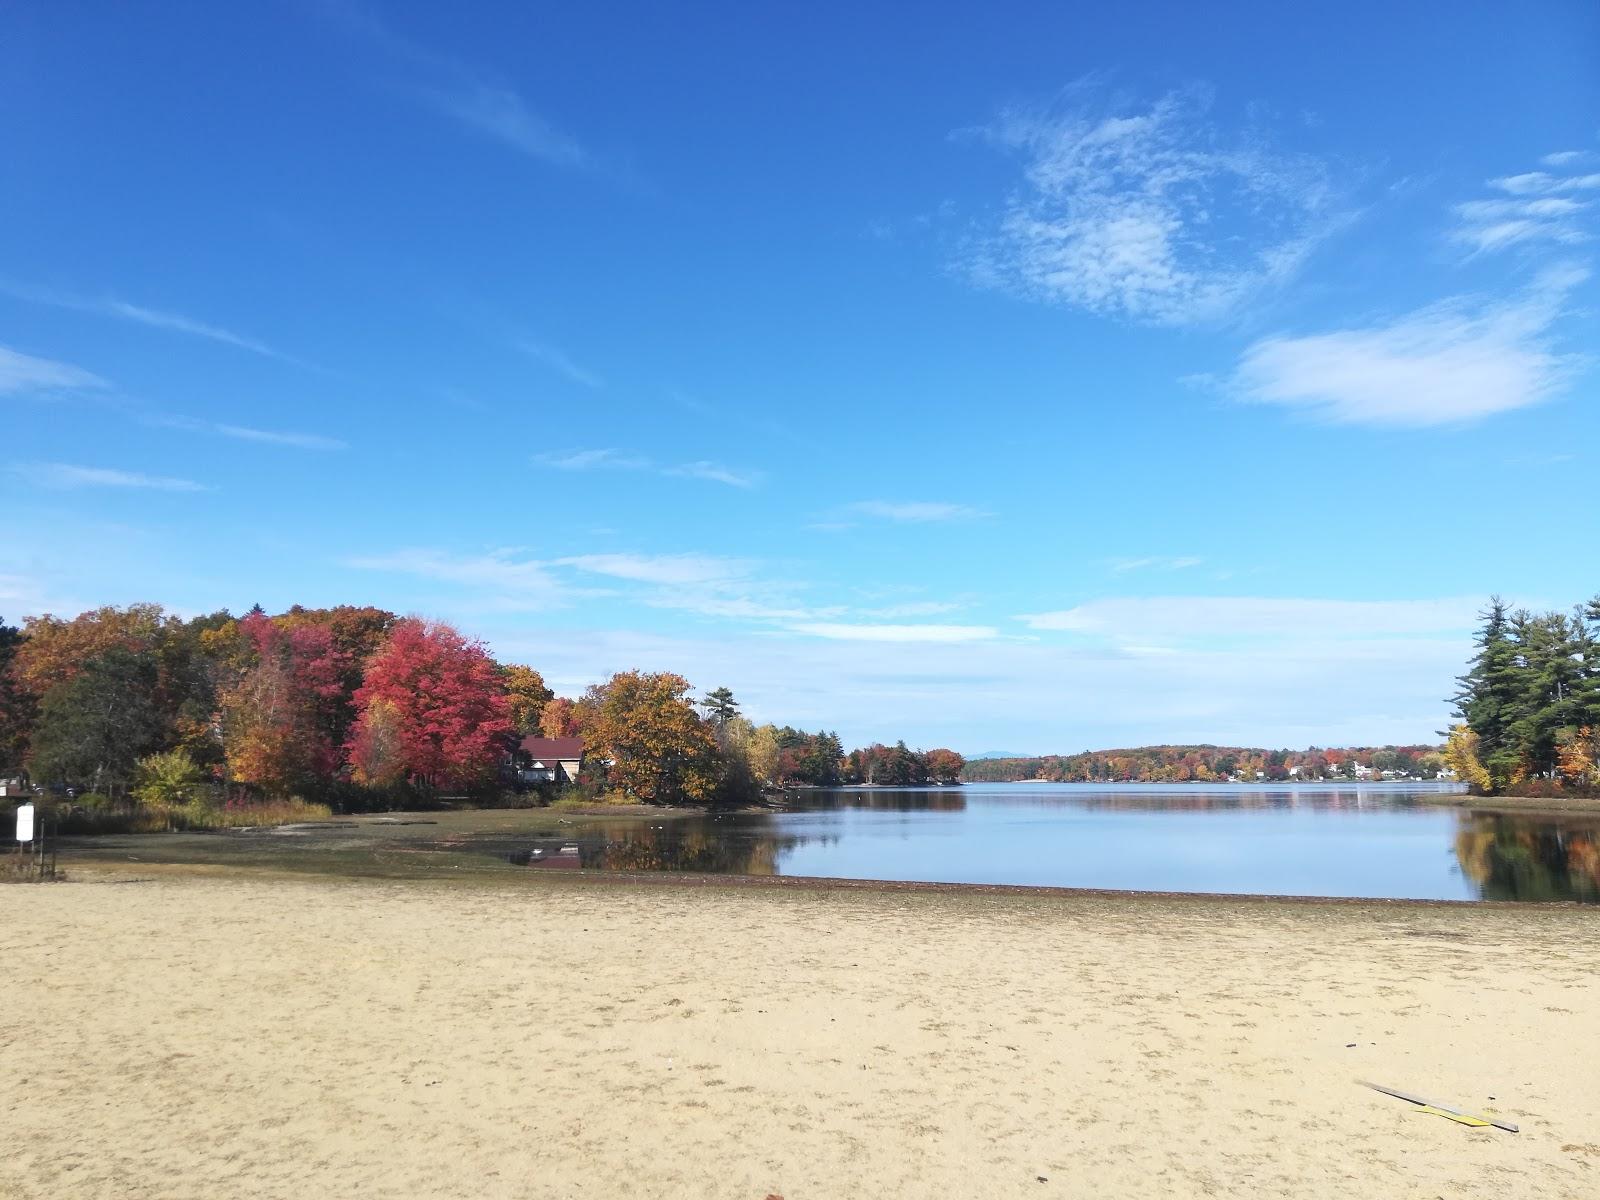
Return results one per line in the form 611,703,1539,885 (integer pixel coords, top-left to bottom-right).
3,870,1598,1199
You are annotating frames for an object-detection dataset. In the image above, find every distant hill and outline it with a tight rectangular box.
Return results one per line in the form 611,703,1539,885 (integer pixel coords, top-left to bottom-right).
961,743,1445,784
968,750,1032,761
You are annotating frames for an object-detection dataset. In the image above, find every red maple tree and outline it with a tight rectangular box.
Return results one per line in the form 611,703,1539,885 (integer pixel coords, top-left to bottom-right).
346,619,513,789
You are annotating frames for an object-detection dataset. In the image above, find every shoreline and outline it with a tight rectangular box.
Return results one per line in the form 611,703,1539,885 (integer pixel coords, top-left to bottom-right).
54,855,1587,910
1415,792,1600,816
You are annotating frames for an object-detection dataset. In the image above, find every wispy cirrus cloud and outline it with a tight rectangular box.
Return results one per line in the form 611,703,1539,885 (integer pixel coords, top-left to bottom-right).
1018,595,1484,642
344,547,570,609
665,461,762,488
1541,150,1594,169
1451,197,1589,254
345,545,979,637
518,340,604,389
786,622,1000,644
1229,263,1587,426
1111,555,1203,574
23,462,208,492
1,281,294,362
324,3,603,176
1451,153,1596,254
0,346,108,396
426,83,589,170
858,600,964,619
153,415,347,451
848,500,986,523
534,447,762,488
536,447,649,471
557,553,752,588
1489,170,1600,196
962,84,1342,325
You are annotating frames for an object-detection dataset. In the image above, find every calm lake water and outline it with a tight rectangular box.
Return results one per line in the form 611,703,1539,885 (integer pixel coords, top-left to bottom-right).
61,782,1600,903
557,783,1599,903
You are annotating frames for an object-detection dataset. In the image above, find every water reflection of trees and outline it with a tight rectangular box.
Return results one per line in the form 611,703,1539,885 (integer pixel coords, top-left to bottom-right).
1453,815,1600,902
794,789,967,813
959,787,1400,812
581,817,808,876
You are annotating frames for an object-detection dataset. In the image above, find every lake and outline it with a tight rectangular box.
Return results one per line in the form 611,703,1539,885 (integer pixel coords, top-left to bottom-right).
59,782,1600,902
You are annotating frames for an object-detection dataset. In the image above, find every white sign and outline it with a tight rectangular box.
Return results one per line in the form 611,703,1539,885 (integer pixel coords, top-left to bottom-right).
15,803,34,843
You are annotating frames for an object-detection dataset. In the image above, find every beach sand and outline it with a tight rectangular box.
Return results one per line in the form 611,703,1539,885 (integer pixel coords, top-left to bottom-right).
3,869,1597,1199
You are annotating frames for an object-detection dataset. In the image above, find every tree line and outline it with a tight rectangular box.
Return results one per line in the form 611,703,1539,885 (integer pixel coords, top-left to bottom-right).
0,603,964,818
1445,595,1600,796
960,743,1446,784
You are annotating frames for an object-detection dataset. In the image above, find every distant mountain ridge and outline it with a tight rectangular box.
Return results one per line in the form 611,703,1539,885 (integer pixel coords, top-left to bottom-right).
968,750,1032,761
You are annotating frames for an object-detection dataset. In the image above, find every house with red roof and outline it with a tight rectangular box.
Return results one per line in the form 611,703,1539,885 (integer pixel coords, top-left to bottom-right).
515,736,585,784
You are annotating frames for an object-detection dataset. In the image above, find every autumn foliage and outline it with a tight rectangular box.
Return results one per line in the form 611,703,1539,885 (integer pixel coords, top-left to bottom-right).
221,612,348,791
346,620,513,790
8,600,990,812
586,671,720,804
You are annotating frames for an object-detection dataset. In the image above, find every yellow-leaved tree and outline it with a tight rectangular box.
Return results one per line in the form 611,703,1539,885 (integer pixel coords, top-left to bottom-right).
587,671,721,805
501,664,553,736
1442,723,1492,793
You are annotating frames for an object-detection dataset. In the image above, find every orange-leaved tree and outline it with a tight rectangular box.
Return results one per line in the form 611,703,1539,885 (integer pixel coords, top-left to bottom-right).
586,670,720,805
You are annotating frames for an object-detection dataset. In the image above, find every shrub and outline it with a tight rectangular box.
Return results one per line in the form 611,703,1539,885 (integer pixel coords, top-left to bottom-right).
133,750,206,810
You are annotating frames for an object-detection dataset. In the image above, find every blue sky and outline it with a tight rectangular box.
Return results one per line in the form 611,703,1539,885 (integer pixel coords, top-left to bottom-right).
3,1,1597,753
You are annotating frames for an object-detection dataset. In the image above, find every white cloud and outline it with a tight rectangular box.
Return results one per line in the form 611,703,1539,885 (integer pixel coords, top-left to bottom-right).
849,500,984,523
665,460,762,488
326,4,598,174
427,84,588,169
211,424,346,450
965,86,1340,325
1451,197,1589,253
534,448,763,487
1491,171,1600,196
155,415,346,450
1111,556,1203,574
0,346,107,396
99,299,282,358
557,553,752,587
859,600,963,618
344,548,568,609
1,282,293,361
1541,151,1591,168
25,463,208,492
1230,264,1586,426
518,340,603,389
1018,595,1484,641
535,447,648,470
478,614,1467,751
660,597,835,622
1451,154,1595,253
786,622,1001,643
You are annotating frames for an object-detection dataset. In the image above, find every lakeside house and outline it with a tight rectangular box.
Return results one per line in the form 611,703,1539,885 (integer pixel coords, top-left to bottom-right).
514,736,585,785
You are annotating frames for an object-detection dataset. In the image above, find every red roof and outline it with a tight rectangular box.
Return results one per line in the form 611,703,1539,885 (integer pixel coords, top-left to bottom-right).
518,736,585,760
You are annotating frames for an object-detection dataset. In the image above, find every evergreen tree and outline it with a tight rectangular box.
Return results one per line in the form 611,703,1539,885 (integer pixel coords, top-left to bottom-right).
700,686,740,727
1454,598,1524,789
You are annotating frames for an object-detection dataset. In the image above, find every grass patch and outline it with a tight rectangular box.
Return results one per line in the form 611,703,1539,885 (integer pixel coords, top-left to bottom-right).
46,797,334,835
189,799,335,829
